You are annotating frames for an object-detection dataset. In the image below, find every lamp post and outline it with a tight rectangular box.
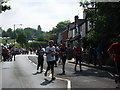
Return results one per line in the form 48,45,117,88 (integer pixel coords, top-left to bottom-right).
14,24,22,46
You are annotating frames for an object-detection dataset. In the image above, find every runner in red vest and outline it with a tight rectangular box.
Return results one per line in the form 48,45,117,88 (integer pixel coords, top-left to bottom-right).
74,43,82,72
108,35,120,87
108,42,120,75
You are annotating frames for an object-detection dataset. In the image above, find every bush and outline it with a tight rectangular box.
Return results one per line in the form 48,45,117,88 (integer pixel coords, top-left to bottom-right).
29,41,48,49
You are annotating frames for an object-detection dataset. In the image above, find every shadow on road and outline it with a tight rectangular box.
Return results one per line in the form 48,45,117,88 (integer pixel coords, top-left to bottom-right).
32,72,42,75
70,68,115,80
57,73,66,75
40,78,54,86
56,68,115,80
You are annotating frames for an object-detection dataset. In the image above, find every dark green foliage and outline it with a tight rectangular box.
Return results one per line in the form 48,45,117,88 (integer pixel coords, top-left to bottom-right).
24,27,36,40
80,1,120,46
2,5,11,12
49,20,71,43
2,30,8,37
16,32,28,47
0,0,11,13
37,33,48,42
2,19,71,47
50,20,70,33
29,41,47,49
6,28,14,38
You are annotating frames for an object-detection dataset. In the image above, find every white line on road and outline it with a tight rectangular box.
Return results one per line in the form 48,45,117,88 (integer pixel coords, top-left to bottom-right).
28,60,37,66
48,74,71,90
56,77,71,90
108,72,114,77
28,57,72,90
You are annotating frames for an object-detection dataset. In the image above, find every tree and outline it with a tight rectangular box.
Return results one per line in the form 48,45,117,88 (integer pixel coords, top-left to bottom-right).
49,20,71,43
50,20,70,33
6,28,14,38
96,2,120,42
2,30,8,37
36,33,56,42
80,1,120,45
37,33,48,42
0,0,11,13
15,28,24,39
16,32,28,47
24,27,36,40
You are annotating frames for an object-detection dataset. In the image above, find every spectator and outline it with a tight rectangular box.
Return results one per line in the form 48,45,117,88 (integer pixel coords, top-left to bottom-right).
96,43,104,68
88,44,97,66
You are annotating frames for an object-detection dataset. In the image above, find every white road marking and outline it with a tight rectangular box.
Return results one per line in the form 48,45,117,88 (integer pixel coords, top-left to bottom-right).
28,60,37,66
56,77,71,90
108,72,114,77
28,56,72,89
48,73,71,90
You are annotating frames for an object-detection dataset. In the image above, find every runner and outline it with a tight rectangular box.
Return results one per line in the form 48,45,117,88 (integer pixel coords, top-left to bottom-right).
36,45,44,73
54,44,60,67
2,47,9,61
10,46,17,61
44,40,56,80
107,35,120,88
74,43,82,72
59,43,67,75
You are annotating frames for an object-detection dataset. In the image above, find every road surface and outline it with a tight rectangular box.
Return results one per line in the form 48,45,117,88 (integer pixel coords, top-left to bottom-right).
1,54,118,89
2,55,67,89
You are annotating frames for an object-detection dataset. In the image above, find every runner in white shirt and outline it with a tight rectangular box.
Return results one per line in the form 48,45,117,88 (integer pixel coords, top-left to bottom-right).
46,46,56,62
44,40,56,80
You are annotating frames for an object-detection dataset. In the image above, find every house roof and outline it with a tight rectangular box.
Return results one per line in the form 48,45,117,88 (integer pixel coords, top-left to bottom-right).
69,22,76,30
76,19,85,25
68,19,85,31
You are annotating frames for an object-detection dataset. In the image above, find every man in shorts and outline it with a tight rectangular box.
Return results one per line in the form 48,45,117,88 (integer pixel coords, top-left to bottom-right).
45,40,56,80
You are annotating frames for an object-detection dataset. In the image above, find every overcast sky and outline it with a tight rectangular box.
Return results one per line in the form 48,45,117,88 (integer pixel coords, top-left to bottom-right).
0,0,85,32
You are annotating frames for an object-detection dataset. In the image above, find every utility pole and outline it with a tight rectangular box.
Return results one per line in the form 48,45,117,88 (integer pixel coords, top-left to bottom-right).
13,24,22,46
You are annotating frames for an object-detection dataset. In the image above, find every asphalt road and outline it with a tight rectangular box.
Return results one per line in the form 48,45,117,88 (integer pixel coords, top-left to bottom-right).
0,62,2,90
1,54,118,89
28,55,117,89
1,55,67,89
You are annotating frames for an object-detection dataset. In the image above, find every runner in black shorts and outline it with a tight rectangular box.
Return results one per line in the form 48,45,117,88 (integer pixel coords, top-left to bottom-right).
60,44,67,75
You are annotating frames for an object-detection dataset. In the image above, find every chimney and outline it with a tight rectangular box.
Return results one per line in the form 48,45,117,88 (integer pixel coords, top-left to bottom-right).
75,15,79,23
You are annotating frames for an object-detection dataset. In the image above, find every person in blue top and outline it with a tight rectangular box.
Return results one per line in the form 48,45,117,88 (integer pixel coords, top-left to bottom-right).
36,45,44,73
